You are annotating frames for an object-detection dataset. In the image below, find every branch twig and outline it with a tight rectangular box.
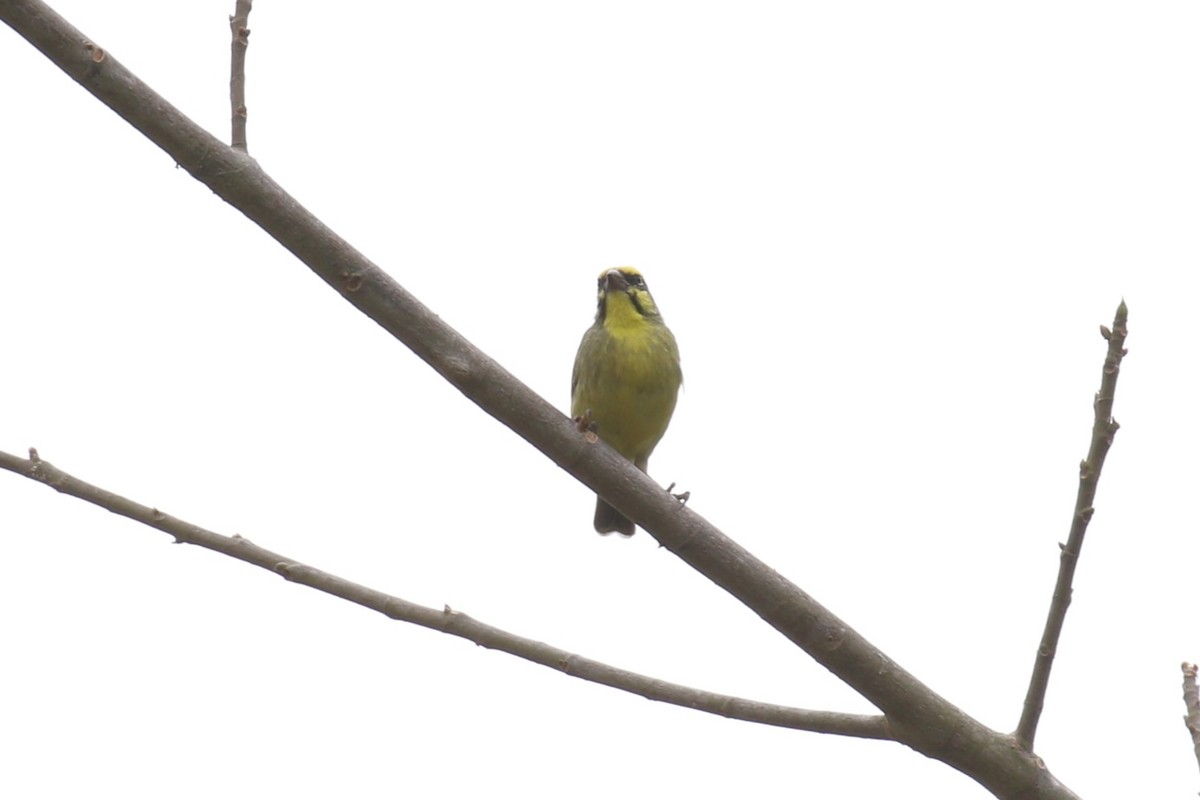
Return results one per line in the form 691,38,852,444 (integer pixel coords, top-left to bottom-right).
228,0,251,152
1016,301,1129,750
0,447,891,741
1182,662,1200,777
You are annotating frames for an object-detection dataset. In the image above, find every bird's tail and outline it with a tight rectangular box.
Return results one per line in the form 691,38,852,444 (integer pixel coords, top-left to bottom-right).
594,496,635,536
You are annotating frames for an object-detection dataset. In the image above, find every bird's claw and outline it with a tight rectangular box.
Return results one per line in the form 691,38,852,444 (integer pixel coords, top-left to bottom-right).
665,482,690,505
573,409,598,434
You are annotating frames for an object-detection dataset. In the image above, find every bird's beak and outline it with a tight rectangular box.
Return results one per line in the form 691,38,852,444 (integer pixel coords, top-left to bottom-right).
603,270,629,292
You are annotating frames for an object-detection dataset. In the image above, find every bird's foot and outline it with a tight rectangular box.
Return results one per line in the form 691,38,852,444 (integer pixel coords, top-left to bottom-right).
573,409,598,434
665,482,690,505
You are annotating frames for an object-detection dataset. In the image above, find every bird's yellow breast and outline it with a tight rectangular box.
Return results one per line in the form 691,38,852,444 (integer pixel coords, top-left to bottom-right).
571,304,681,467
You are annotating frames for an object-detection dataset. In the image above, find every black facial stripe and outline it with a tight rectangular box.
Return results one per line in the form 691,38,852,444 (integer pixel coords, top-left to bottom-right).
628,290,647,317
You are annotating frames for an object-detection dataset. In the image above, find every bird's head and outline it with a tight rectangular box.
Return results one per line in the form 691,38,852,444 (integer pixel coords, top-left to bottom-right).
595,267,664,329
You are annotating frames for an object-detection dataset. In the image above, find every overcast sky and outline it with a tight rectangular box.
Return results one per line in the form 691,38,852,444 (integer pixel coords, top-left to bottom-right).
3,2,1198,798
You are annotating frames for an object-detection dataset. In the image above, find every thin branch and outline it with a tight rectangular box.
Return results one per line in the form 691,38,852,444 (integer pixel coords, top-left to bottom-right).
0,447,890,742
1015,301,1129,750
0,3,1086,797
1182,662,1200,777
228,0,251,152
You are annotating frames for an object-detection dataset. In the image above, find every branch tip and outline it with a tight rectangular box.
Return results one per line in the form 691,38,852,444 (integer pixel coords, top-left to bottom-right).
1016,300,1129,752
1181,661,1200,775
228,0,252,152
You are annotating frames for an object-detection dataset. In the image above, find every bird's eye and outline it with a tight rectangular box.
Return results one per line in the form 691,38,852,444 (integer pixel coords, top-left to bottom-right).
626,273,645,287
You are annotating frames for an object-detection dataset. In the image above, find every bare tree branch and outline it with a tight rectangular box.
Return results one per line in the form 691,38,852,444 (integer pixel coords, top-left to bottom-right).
1016,301,1128,751
0,2,1094,796
1182,662,1200,777
0,447,891,741
228,0,251,152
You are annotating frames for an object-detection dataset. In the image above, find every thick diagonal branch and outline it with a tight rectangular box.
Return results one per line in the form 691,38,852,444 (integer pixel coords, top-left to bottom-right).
0,447,889,741
1015,301,1128,750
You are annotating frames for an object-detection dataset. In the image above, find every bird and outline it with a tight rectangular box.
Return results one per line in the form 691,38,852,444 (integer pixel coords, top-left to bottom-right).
571,267,682,535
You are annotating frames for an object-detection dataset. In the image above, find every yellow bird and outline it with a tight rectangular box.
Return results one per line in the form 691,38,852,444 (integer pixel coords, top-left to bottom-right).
571,267,682,535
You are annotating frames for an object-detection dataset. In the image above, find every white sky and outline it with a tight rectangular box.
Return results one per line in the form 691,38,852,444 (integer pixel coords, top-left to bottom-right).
2,2,1198,797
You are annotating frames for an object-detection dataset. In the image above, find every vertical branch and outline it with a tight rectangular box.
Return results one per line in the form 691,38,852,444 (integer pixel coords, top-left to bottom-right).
229,0,252,152
1182,662,1200,777
1015,301,1129,750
